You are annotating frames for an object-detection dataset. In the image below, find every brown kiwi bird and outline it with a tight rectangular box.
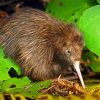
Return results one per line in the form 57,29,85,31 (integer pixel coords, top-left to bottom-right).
1,7,85,87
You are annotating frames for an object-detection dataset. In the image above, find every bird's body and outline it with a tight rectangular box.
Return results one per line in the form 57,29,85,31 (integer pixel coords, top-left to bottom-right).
1,7,84,81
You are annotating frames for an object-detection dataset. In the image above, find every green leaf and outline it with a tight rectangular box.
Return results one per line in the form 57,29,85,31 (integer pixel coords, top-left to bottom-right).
89,56,100,72
0,77,52,99
90,62,100,72
82,50,96,61
82,50,100,72
97,0,100,4
79,5,100,56
0,47,21,81
46,0,97,24
2,77,31,91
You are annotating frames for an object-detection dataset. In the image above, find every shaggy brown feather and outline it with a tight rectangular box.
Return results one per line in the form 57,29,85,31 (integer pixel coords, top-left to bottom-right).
1,7,84,81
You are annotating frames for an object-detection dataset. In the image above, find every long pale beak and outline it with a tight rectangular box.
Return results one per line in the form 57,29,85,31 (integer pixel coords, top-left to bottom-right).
74,61,85,88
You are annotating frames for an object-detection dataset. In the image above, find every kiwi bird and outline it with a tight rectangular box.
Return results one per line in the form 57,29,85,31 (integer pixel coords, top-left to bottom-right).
1,7,85,87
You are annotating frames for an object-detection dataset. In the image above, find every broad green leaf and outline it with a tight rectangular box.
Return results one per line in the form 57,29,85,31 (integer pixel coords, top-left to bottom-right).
2,77,31,91
97,0,100,4
0,77,51,99
46,0,97,24
0,47,21,81
79,5,100,56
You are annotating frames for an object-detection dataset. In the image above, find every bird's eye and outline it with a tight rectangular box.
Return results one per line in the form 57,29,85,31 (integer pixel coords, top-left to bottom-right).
68,50,71,54
66,50,72,56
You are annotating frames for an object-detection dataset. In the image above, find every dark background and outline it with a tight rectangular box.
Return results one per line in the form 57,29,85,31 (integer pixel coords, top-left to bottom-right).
0,0,48,15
